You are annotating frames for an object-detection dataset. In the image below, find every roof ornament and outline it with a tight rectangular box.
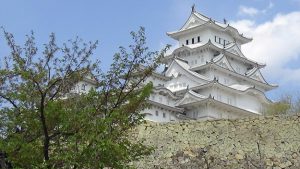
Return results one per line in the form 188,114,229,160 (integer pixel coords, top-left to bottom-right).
223,18,227,24
191,4,196,13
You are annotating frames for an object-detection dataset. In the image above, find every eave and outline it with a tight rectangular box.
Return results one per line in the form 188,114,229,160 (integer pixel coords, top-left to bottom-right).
162,40,265,68
194,81,272,104
147,100,184,113
177,98,261,116
190,62,278,91
153,86,181,100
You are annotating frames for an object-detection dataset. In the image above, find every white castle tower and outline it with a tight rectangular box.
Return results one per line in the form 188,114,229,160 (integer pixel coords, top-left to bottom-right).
142,6,277,122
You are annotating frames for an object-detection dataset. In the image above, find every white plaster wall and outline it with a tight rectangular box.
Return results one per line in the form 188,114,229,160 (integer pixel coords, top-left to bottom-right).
195,86,263,114
205,106,244,119
177,29,235,48
166,74,200,92
210,29,235,46
149,93,177,107
188,50,213,68
237,94,262,114
178,29,211,46
144,76,166,87
142,107,179,122
71,81,95,94
203,70,238,86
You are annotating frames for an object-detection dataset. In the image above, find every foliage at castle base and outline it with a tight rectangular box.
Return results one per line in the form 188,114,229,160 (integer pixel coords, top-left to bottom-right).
0,27,167,169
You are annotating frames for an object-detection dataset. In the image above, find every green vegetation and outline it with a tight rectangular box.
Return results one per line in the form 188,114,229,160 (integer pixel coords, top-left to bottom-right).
264,94,300,116
0,27,168,168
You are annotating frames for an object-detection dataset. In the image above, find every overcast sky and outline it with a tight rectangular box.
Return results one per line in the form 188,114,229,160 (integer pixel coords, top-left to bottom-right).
1,0,300,100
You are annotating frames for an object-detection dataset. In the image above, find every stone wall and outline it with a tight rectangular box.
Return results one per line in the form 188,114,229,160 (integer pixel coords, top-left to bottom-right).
132,115,300,169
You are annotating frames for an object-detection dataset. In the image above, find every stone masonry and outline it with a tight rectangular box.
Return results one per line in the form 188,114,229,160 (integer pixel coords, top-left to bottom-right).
132,115,300,169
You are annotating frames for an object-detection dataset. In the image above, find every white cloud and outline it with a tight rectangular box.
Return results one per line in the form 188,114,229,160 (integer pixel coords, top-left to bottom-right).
231,12,300,85
238,2,274,17
239,6,259,16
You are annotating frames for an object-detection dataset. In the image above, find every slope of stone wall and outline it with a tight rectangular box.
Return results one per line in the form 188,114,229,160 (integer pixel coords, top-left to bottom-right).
132,115,300,169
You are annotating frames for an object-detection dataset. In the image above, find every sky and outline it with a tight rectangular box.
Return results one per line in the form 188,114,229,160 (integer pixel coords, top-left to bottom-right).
0,0,300,101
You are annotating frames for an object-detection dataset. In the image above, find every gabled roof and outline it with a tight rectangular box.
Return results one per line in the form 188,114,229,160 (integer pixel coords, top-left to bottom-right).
153,86,181,99
226,43,246,58
212,53,235,72
165,58,211,82
175,90,207,106
167,11,252,44
247,68,270,84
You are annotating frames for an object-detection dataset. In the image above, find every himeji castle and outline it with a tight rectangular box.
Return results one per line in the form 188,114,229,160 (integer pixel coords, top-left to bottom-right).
142,6,277,122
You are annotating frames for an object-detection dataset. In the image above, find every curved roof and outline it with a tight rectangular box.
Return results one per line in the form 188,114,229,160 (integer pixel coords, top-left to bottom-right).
177,97,261,115
153,86,181,99
167,12,252,44
190,62,277,91
147,100,184,113
163,40,265,68
188,81,272,104
175,90,207,106
166,59,211,82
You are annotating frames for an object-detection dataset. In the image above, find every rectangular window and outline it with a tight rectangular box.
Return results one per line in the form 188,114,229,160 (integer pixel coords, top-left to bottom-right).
186,40,189,45
215,36,217,42
155,111,159,116
197,36,200,42
163,113,166,118
192,38,194,44
219,37,221,44
223,39,226,45
81,84,86,91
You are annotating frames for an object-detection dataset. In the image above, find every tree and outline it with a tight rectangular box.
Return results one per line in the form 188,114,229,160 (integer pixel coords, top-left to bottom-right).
0,27,168,168
264,94,292,116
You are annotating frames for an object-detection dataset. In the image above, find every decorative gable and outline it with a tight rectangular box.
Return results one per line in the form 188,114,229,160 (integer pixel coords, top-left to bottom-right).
215,56,234,72
176,90,206,106
227,45,246,58
249,70,267,84
181,14,206,30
